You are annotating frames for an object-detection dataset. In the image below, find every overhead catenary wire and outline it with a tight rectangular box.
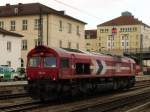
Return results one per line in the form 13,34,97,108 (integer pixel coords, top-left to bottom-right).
53,0,101,20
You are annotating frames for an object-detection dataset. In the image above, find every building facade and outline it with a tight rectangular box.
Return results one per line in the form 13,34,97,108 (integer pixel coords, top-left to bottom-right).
85,30,97,52
97,12,150,55
0,3,86,67
0,28,22,70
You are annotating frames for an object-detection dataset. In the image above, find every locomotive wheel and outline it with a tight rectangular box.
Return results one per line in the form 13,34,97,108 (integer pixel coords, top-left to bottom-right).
113,81,118,90
119,79,125,89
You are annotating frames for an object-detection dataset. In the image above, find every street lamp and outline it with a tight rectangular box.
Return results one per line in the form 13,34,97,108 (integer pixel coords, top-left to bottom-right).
140,34,143,72
111,27,117,50
124,34,128,52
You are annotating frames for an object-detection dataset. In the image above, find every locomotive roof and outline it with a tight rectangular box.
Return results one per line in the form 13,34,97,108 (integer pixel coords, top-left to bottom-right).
28,45,135,63
61,48,84,53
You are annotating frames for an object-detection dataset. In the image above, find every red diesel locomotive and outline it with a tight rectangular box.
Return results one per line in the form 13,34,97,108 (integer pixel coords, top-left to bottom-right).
26,45,139,99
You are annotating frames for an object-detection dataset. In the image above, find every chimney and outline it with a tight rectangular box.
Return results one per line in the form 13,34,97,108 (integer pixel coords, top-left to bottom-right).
59,10,65,15
18,3,23,5
122,11,132,16
6,3,10,6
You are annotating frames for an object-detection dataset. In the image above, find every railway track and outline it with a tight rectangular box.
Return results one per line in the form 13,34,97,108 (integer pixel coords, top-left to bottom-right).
0,80,150,112
0,93,28,100
131,80,150,90
0,101,42,112
40,86,150,112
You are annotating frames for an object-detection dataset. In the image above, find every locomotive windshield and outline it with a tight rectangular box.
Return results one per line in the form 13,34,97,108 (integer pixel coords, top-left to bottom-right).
28,57,41,67
44,56,56,68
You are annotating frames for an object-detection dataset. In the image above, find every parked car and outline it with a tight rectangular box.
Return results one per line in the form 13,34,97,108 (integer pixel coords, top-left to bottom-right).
13,67,26,80
0,66,12,81
0,66,26,81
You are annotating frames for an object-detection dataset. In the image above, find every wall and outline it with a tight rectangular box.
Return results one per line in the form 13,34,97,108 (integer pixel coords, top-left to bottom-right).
0,34,21,70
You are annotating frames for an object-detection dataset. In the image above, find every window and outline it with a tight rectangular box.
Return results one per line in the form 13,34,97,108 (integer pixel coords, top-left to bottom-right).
76,43,79,49
99,43,101,46
105,29,108,33
68,23,72,33
59,40,62,48
112,42,114,47
122,42,124,46
68,42,71,48
108,42,110,47
44,57,56,68
22,40,27,50
14,8,18,15
100,29,104,33
34,19,39,30
120,28,122,32
122,28,125,32
133,27,137,31
85,35,90,39
136,41,138,46
112,36,114,40
28,57,40,67
7,61,11,67
136,35,139,39
126,42,128,46
10,20,15,31
0,21,4,29
99,37,101,40
59,20,62,31
21,59,24,67
35,39,41,46
34,19,42,30
61,58,69,68
7,41,11,51
86,43,90,46
22,20,28,30
76,25,80,35
87,49,90,51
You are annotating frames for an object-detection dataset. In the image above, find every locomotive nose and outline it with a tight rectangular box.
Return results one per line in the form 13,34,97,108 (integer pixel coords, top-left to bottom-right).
38,71,46,75
38,71,46,78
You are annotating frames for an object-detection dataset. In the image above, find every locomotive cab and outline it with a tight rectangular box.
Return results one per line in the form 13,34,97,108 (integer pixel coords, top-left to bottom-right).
26,46,59,81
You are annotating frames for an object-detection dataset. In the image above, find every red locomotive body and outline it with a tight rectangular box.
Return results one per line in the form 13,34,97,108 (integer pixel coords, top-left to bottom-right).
26,45,138,99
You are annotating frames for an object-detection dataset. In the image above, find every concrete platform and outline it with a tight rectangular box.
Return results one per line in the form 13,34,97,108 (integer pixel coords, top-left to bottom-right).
136,75,150,81
0,81,27,87
0,75,149,87
0,81,27,94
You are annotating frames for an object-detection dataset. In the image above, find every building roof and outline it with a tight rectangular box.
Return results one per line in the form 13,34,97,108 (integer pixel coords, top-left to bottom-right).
0,28,23,37
0,3,86,24
85,30,97,39
98,15,150,27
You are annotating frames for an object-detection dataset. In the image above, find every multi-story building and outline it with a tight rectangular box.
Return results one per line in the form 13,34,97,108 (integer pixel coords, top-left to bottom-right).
0,28,22,70
0,3,86,67
97,12,150,55
85,30,97,52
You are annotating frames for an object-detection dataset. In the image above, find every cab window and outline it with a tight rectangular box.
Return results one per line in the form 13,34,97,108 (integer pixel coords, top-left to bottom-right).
44,57,56,68
28,57,41,67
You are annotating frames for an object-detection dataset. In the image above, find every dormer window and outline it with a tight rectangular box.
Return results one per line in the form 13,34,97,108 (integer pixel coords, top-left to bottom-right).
14,8,18,14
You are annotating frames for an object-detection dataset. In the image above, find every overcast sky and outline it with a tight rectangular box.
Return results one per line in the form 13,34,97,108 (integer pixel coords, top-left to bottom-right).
0,0,150,29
